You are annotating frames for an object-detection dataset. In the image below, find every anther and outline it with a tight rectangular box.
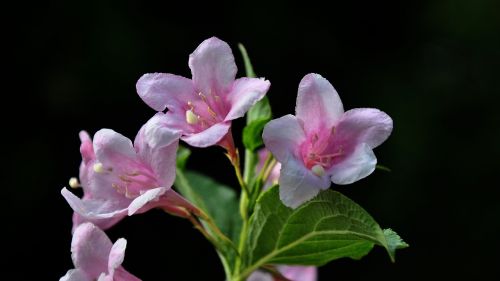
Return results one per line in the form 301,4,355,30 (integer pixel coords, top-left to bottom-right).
93,163,105,173
186,110,199,124
311,164,325,177
69,177,81,189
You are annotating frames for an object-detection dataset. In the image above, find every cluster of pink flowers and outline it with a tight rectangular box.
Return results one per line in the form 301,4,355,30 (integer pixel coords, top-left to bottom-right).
60,37,392,281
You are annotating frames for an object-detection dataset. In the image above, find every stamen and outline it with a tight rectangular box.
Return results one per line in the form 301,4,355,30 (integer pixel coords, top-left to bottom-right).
207,106,217,119
311,164,325,177
69,177,81,189
119,175,133,183
186,110,199,124
93,163,105,173
198,92,207,103
112,183,122,192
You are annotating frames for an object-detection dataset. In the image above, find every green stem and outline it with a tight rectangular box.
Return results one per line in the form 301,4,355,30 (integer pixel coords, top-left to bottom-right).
243,148,258,186
234,195,249,280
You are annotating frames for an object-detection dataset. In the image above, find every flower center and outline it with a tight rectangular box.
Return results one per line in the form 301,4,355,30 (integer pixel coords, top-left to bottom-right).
184,92,225,129
93,162,158,199
302,127,344,174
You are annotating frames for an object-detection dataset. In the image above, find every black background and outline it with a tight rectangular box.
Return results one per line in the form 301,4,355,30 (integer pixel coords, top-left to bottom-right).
5,0,500,280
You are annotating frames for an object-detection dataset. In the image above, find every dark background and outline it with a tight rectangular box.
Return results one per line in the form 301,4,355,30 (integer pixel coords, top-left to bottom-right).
5,0,500,280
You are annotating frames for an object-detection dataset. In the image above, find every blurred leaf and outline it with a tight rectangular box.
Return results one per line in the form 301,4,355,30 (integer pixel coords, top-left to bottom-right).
376,164,392,172
176,146,191,170
174,167,242,272
241,186,407,276
175,170,242,243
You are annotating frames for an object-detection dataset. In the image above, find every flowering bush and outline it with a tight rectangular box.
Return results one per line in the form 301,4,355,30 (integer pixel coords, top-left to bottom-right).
60,37,407,281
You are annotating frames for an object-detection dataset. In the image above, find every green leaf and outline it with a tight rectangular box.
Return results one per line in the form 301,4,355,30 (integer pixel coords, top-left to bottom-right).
243,97,272,152
383,228,409,261
242,118,268,151
247,96,271,124
238,43,256,78
176,170,242,242
174,169,242,277
240,186,407,277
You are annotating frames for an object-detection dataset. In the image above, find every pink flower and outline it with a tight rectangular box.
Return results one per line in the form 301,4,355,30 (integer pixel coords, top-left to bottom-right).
136,37,270,149
247,266,317,281
257,149,281,190
60,222,140,281
62,113,200,230
263,73,393,208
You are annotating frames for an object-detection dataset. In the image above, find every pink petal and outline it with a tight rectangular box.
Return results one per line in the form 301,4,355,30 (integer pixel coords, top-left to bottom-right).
136,113,180,149
262,114,306,163
247,270,273,281
112,268,142,281
279,266,317,281
93,129,138,168
224,77,270,121
60,269,91,281
62,188,128,228
296,73,344,134
128,187,168,215
155,189,203,218
134,113,180,187
97,274,112,281
71,211,124,232
108,238,127,272
279,157,331,209
188,37,237,96
257,149,281,190
71,223,112,278
335,108,393,149
181,121,231,147
330,143,377,185
79,131,95,165
136,73,195,112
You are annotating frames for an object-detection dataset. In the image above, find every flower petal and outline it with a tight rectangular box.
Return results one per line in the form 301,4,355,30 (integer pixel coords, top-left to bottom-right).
128,187,168,215
188,37,237,96
60,269,91,281
330,143,377,185
134,113,180,187
181,121,231,147
224,77,270,121
153,189,202,218
335,108,393,149
97,273,111,281
136,73,195,112
61,188,127,222
112,268,142,281
108,238,127,272
296,73,344,134
79,131,95,165
247,271,273,281
279,157,331,209
278,266,317,281
93,129,138,169
71,223,112,278
262,115,306,163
